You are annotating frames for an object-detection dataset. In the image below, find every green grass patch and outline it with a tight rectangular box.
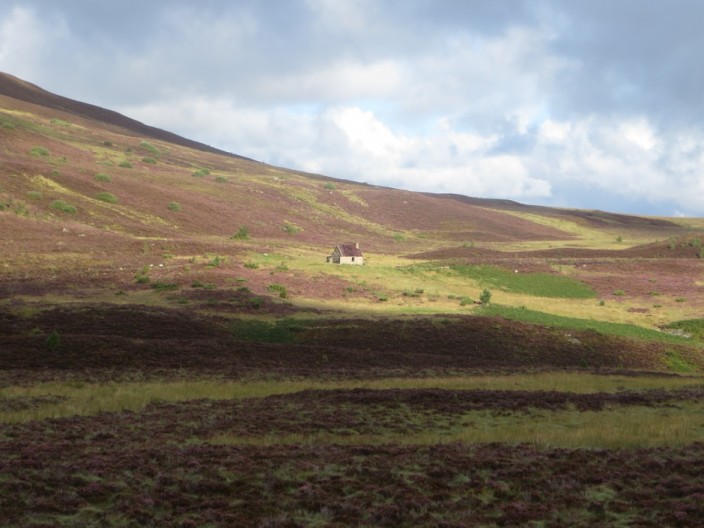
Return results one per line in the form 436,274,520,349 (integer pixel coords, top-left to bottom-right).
141,157,157,164
139,140,160,156
95,192,118,204
94,173,111,182
268,283,288,299
230,226,250,240
50,200,76,214
29,146,50,157
663,350,696,373
450,264,596,299
167,202,181,212
26,191,42,200
192,168,210,177
477,304,696,345
151,281,179,291
118,160,132,168
229,319,306,343
664,319,704,342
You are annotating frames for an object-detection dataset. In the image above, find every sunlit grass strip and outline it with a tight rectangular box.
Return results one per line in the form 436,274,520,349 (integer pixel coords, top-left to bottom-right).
479,304,699,345
210,403,704,449
1,372,702,424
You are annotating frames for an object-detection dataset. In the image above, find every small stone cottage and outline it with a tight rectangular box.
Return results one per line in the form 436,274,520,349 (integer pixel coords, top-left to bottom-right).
327,243,364,265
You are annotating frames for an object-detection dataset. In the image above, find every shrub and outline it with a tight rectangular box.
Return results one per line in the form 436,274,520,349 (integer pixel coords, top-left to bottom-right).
324,182,336,190
230,226,250,240
244,262,259,269
459,296,473,306
142,157,157,164
208,256,225,267
30,146,50,157
152,281,179,291
118,160,132,168
167,202,181,212
50,200,76,214
192,168,210,177
103,141,113,146
45,329,61,350
95,173,111,182
479,288,492,304
215,176,229,183
135,274,150,284
268,283,288,299
26,191,42,200
139,140,160,156
96,192,118,203
281,222,301,234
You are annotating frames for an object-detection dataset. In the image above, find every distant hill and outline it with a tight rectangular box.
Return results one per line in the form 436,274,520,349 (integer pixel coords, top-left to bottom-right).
0,72,685,259
0,72,252,161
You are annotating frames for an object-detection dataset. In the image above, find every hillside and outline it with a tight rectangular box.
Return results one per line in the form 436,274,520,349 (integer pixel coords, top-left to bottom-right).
1,72,703,353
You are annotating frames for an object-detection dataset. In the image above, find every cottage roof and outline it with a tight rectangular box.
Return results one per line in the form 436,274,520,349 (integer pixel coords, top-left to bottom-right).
337,244,363,257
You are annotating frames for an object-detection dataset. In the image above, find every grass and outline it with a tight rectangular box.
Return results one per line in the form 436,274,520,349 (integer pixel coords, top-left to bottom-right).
1,372,700,425
139,140,160,156
167,202,181,212
477,304,697,345
665,319,704,342
95,192,118,204
141,156,157,164
29,146,50,157
450,264,596,299
50,200,76,214
94,173,111,182
210,402,704,449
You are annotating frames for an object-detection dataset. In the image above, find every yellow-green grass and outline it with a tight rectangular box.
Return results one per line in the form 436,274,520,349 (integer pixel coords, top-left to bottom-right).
2,372,701,425
495,210,669,251
211,402,704,449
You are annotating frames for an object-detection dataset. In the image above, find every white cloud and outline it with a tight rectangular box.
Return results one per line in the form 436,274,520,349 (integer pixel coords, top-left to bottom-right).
0,7,48,79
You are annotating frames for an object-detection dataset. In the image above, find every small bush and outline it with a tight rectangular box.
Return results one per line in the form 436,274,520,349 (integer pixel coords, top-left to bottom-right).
479,288,492,304
459,296,473,306
96,192,118,204
50,200,76,214
118,160,132,168
378,295,389,302
140,140,160,156
135,274,150,284
167,202,181,212
324,182,336,190
281,222,301,234
95,173,111,182
103,141,113,147
142,157,157,164
208,256,225,267
244,262,259,269
26,191,42,200
230,226,250,240
192,168,210,178
152,280,179,291
45,329,61,350
30,146,50,157
215,176,229,183
268,283,288,299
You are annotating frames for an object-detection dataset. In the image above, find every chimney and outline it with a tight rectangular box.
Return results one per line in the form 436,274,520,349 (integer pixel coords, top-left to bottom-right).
354,242,360,249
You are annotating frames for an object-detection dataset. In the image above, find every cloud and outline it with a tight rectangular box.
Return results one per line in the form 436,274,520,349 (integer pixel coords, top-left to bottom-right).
0,6,55,79
4,1,704,215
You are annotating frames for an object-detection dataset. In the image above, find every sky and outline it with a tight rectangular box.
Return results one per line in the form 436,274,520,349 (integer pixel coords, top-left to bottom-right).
2,0,704,217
